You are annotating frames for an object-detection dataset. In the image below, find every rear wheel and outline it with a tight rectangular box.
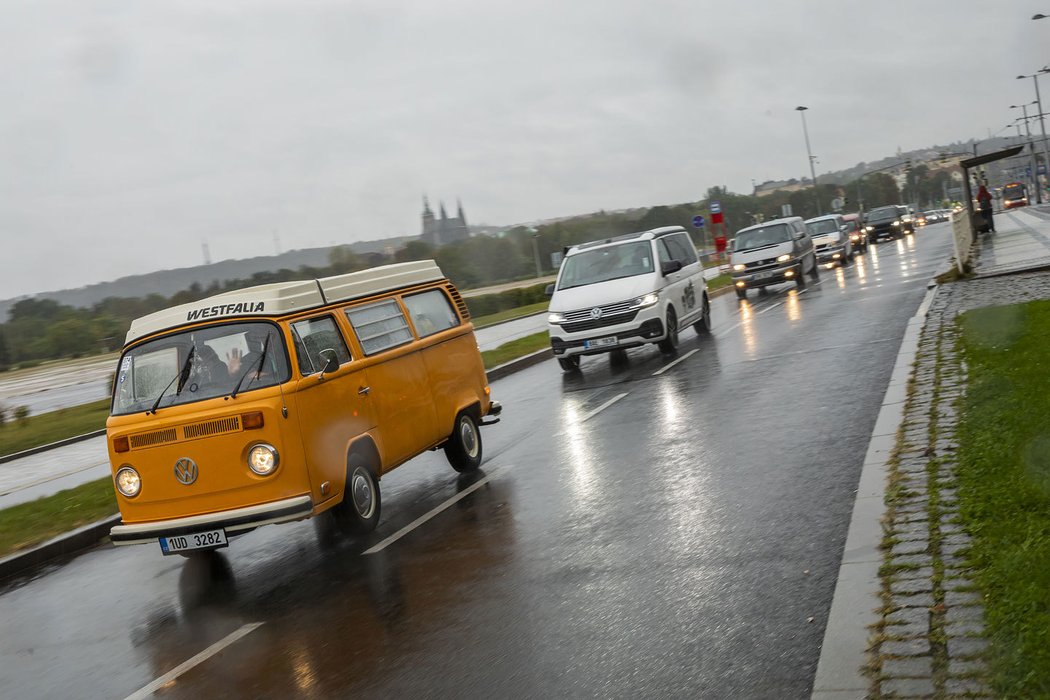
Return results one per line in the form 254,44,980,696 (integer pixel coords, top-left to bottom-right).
657,307,679,353
557,356,580,372
331,454,381,535
445,411,483,473
692,295,712,335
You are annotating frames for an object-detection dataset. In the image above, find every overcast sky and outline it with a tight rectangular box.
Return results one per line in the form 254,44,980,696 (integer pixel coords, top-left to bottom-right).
0,0,1046,299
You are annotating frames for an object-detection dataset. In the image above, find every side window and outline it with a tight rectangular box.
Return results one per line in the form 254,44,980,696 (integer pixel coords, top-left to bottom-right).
403,289,459,338
656,240,674,266
291,316,351,375
664,234,698,265
345,299,413,356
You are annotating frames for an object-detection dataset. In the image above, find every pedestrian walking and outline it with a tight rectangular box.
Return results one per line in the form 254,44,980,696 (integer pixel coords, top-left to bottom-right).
976,184,995,233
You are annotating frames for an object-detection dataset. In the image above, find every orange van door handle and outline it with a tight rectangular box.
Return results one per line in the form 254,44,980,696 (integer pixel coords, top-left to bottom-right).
358,386,371,396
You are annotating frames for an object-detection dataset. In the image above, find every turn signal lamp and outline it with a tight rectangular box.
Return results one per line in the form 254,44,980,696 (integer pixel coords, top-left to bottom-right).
113,436,130,453
241,411,265,430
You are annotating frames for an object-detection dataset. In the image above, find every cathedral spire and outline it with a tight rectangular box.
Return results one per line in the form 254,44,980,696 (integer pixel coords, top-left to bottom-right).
439,201,448,220
457,198,467,230
422,195,433,216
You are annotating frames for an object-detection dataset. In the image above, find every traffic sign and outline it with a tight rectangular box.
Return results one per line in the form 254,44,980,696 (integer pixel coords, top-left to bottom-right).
692,215,705,228
710,201,722,214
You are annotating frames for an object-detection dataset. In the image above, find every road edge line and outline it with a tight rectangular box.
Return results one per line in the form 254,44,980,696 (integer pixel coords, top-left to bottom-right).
810,281,939,698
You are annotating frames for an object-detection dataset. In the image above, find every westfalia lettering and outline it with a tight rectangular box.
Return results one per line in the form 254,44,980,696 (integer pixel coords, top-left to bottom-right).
186,302,265,321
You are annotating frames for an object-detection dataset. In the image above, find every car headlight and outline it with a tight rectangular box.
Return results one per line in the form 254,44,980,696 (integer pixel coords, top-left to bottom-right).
115,466,141,498
248,444,279,476
892,220,901,226
548,312,565,324
776,253,792,262
634,292,660,308
850,234,860,240
732,263,746,271
865,226,873,232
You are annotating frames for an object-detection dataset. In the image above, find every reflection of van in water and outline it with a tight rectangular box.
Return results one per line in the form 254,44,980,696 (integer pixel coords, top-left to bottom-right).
106,260,501,556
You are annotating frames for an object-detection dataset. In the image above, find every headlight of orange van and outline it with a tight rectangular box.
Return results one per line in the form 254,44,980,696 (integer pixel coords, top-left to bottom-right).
115,466,141,497
248,444,280,475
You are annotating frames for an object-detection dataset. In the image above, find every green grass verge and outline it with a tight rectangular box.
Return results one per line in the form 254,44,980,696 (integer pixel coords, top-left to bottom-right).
707,273,732,291
956,300,1050,695
473,301,549,328
482,331,549,369
0,477,116,556
0,399,110,459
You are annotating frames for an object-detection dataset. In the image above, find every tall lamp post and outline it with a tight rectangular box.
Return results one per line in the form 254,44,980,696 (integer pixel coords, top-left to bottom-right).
1018,69,1050,203
795,106,822,216
1011,102,1040,199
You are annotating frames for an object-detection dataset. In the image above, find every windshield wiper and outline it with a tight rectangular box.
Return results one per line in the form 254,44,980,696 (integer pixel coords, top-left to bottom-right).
229,333,271,399
147,346,195,415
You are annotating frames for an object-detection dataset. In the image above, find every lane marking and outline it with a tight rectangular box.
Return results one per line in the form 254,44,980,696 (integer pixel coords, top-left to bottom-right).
579,392,628,422
363,468,505,555
652,348,699,376
124,622,264,700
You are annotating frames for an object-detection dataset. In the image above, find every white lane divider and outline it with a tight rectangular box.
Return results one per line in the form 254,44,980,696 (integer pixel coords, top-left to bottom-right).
652,349,698,376
578,392,628,423
124,622,264,700
364,467,506,555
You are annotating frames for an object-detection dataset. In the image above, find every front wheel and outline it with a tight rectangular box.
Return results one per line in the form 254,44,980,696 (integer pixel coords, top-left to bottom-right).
692,295,712,335
445,411,483,473
557,356,580,372
735,287,747,300
808,253,821,280
657,307,679,353
331,456,381,535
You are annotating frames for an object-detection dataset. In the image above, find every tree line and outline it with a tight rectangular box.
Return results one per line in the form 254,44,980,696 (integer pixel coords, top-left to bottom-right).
0,169,929,371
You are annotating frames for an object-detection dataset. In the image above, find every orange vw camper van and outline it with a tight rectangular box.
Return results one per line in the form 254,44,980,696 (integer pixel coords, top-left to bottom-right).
106,260,501,555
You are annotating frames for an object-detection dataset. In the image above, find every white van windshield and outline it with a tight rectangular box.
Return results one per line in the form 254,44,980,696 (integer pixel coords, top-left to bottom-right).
734,224,792,252
111,322,290,415
557,241,654,290
807,219,840,235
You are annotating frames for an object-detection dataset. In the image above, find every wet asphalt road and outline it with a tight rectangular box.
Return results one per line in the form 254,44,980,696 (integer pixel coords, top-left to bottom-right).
0,227,953,699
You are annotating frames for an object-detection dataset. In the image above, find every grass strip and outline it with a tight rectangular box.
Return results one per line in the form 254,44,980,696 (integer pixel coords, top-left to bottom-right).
482,331,549,370
0,477,116,557
956,300,1050,695
473,301,549,328
0,399,110,459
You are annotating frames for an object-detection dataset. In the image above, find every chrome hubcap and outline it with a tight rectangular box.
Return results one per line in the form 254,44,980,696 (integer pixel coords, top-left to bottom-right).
351,469,373,517
460,419,479,459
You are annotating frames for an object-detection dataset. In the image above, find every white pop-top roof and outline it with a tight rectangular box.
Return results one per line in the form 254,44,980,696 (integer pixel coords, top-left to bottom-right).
124,260,445,345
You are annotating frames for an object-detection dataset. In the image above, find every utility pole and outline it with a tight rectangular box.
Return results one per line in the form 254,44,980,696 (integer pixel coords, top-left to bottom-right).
795,106,822,216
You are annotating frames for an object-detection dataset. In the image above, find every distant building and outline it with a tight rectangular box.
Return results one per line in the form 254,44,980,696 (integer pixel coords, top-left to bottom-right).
421,196,470,246
753,178,809,198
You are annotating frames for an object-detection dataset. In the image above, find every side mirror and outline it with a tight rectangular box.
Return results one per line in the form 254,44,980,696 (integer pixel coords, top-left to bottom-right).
544,283,555,297
661,260,683,275
840,224,849,232
793,231,805,240
317,348,339,379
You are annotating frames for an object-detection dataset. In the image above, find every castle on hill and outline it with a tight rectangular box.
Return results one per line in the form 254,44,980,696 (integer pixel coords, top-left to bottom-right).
421,197,469,246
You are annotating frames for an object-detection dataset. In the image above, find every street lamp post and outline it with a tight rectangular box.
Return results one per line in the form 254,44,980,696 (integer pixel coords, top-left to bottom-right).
1018,69,1050,203
795,106,822,216
1011,102,1041,199
530,232,543,278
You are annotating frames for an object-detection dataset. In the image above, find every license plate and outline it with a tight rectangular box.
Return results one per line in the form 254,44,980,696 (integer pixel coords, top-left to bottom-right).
584,336,618,349
159,529,228,555
754,271,774,280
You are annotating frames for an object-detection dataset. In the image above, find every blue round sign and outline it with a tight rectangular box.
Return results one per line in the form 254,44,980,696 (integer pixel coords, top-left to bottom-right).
692,215,705,228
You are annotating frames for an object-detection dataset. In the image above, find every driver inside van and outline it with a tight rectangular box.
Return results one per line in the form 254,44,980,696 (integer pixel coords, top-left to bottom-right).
226,328,270,378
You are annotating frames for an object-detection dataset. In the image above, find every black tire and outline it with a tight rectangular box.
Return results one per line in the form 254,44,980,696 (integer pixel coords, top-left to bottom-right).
657,307,679,353
692,295,712,335
735,287,747,300
331,454,381,535
808,253,821,280
445,411,483,473
557,356,580,372
609,348,629,367
795,267,807,289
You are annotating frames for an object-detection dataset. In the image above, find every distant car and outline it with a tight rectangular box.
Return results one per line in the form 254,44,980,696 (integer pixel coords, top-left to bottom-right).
921,210,941,225
1002,182,1029,209
842,213,869,254
805,214,854,265
864,205,914,242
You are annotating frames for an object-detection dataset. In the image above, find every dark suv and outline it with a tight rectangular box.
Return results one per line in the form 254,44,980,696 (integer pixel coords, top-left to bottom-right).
864,205,914,243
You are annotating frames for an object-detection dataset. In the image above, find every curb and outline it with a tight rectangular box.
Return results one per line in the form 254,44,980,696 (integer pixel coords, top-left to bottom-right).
0,514,119,582
810,280,940,698
485,347,553,382
474,310,547,331
0,428,107,465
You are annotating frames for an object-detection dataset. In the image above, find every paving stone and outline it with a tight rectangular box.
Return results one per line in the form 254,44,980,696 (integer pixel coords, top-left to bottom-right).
941,532,970,546
880,637,930,657
881,655,934,678
945,617,984,637
893,553,934,567
944,678,991,695
945,590,983,607
895,530,928,543
947,635,989,658
888,606,930,627
894,566,934,582
946,605,983,625
891,540,930,556
897,512,929,525
880,677,936,696
948,657,987,676
892,592,935,609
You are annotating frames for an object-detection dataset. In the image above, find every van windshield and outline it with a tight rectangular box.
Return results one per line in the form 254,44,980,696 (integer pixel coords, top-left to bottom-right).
557,241,654,290
807,219,840,235
111,322,290,415
867,207,899,221
734,223,792,252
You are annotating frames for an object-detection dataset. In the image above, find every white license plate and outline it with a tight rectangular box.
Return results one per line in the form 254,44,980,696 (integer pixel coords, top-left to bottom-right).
754,271,774,280
159,529,228,555
584,336,618,349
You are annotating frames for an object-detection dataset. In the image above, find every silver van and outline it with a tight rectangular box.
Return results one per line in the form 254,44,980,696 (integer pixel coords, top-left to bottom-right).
546,226,712,371
805,214,854,265
730,217,820,299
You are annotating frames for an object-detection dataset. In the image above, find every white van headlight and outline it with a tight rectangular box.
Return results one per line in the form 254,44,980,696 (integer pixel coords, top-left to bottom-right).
776,253,792,262
732,263,746,271
635,292,660,308
115,466,141,497
548,312,565,324
248,444,279,475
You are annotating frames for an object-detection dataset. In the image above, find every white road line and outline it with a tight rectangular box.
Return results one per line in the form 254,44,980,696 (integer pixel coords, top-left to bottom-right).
579,392,628,423
652,349,699,376
124,622,264,700
364,468,504,555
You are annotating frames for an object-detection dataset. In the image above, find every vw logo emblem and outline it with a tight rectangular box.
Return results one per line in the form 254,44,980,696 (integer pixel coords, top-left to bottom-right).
174,458,198,485
589,307,603,320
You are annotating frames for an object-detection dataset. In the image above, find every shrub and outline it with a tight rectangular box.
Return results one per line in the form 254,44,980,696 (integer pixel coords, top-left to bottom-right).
14,406,29,426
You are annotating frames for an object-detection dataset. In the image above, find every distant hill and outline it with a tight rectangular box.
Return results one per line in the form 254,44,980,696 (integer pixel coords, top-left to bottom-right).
0,235,418,321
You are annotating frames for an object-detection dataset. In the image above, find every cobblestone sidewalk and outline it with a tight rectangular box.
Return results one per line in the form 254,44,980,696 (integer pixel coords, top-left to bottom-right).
867,269,1050,698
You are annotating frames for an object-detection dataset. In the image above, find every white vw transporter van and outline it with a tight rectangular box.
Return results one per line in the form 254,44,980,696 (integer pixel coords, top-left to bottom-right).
546,226,712,371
